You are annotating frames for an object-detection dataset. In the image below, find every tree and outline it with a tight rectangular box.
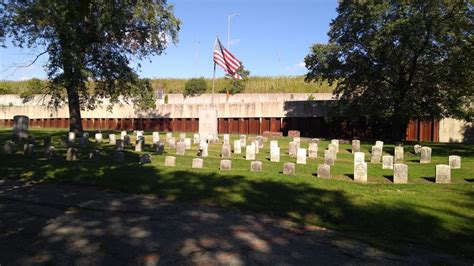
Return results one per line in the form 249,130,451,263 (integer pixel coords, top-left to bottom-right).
0,0,180,135
221,64,250,95
184,77,207,96
305,1,473,141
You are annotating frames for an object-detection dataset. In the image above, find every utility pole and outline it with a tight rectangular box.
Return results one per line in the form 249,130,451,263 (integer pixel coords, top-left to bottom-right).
228,13,238,51
194,40,199,77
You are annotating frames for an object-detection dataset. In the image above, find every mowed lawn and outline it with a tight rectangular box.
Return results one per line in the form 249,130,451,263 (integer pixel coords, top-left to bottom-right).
0,128,473,258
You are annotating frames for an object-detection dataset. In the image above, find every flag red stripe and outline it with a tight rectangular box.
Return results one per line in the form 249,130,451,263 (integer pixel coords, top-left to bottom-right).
213,38,243,80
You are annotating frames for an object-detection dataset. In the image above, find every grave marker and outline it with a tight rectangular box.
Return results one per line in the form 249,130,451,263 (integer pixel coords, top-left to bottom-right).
354,152,365,164
317,164,331,178
251,161,263,172
13,115,29,140
220,159,232,171
139,154,151,164
192,158,204,169
296,148,307,164
66,148,78,161
354,162,367,183
283,162,296,175
448,155,461,169
352,140,360,153
270,146,280,162
221,144,232,158
109,134,116,145
394,146,404,163
382,155,394,169
176,142,186,155
165,156,176,167
435,165,451,183
370,146,382,163
308,143,318,158
233,140,242,154
393,164,408,184
246,145,256,160
420,147,432,164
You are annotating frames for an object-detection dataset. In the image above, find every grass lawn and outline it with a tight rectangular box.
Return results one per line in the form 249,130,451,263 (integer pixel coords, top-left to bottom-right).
1,128,473,259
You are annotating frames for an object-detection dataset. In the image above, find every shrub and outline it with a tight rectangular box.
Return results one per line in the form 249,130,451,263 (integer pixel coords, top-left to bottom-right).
184,77,207,96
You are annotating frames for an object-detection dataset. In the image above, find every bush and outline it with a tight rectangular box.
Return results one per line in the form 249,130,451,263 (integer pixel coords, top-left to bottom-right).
184,77,207,96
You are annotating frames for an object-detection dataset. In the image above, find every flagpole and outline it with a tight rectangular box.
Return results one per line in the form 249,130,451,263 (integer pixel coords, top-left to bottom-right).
211,62,216,106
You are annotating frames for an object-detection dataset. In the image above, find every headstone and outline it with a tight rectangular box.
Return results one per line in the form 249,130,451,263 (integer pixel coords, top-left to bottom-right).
95,133,103,144
288,141,298,157
192,158,204,169
43,136,52,147
193,133,200,144
109,134,116,145
164,156,176,167
167,137,176,148
220,159,232,171
382,155,394,170
328,144,338,158
79,136,89,148
4,141,15,154
176,141,186,155
414,144,422,155
296,148,307,164
250,140,258,154
136,135,145,145
448,155,461,169
199,107,218,142
317,164,331,178
45,146,55,159
311,138,320,144
184,138,192,149
240,135,247,147
136,130,143,139
121,131,127,140
375,140,384,148
89,149,100,160
113,151,124,163
116,140,124,151
166,132,173,142
221,144,231,158
324,149,336,166
233,140,242,154
23,144,34,156
123,135,131,146
68,132,76,142
352,140,360,153
135,140,143,152
354,152,365,164
370,146,382,163
246,145,256,160
330,139,339,153
436,165,451,183
394,146,404,163
139,154,151,164
308,143,318,158
270,146,280,162
200,142,208,157
155,142,165,155
152,132,160,144
293,137,301,147
420,147,432,164
223,134,230,145
13,115,29,140
66,148,78,161
393,164,408,184
83,132,89,140
256,136,264,148
60,136,68,147
270,140,279,150
250,161,263,172
354,162,368,183
287,130,300,137
283,162,295,175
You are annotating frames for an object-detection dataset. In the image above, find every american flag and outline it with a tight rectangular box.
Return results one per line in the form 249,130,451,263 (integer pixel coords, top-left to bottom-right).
213,38,242,79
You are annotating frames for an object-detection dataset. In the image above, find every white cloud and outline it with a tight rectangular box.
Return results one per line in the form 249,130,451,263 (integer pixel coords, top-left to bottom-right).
286,61,306,72
20,76,31,81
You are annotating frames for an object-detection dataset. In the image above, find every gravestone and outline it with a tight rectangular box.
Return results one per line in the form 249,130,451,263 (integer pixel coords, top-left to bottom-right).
308,143,318,158
270,146,280,162
223,134,230,145
317,164,331,178
136,131,143,139
83,132,90,140
45,146,55,159
166,132,173,142
109,134,116,145
220,159,232,171
293,137,301,147
68,132,76,142
192,158,203,169
113,151,124,163
382,155,394,170
354,152,365,164
193,133,200,144
43,136,51,147
352,140,360,153
256,136,264,148
435,165,451,183
420,147,432,164
179,132,186,142
328,144,338,159
200,142,208,157
330,139,339,153
394,146,404,163
4,141,15,154
251,161,263,172
324,149,335,166
116,140,124,151
66,148,79,161
89,149,100,160
121,131,127,140
287,130,300,137
414,144,422,155
283,162,295,175
270,140,279,150
233,140,242,154
311,138,320,144
288,141,298,157
246,145,256,160
448,155,461,169
95,133,103,144
123,135,131,146
176,142,186,155
252,140,260,154
185,138,192,149
13,115,29,140
23,144,34,156
139,154,151,164
354,162,367,183
199,107,218,142
371,146,382,163
168,137,176,148
375,140,384,148
240,135,247,147
221,144,231,158
155,142,165,155
135,140,143,152
153,132,160,144
296,148,307,164
165,156,176,167
393,164,408,184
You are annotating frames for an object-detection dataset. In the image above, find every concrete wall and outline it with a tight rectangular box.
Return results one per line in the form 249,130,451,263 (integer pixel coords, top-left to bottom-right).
438,118,472,143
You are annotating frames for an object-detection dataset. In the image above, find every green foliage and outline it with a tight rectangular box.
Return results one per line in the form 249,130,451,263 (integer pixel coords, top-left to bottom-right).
305,1,474,140
307,94,315,101
164,94,169,104
220,64,250,94
0,84,13,94
184,77,208,96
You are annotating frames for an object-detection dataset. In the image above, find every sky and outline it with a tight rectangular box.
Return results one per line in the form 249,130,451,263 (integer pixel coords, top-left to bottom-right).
0,0,338,81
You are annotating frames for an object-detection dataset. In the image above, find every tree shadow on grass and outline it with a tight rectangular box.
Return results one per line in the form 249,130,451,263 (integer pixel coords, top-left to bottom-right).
421,177,436,183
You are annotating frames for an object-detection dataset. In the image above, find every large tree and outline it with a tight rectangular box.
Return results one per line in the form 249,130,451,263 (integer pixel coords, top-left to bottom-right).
305,1,473,141
0,0,180,135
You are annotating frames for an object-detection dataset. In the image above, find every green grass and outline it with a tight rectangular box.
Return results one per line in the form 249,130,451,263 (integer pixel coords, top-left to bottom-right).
0,76,334,94
1,128,473,259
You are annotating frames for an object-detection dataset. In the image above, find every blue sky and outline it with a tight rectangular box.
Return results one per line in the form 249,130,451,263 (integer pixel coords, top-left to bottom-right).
0,0,338,81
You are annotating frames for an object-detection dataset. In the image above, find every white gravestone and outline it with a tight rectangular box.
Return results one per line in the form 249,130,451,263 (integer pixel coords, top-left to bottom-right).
246,145,256,160
185,138,192,149
283,162,295,175
240,135,247,147
330,139,339,153
193,133,200,144
121,131,127,140
420,147,432,164
354,162,368,183
324,149,336,166
318,164,331,178
328,144,338,159
223,134,230,145
199,107,218,142
354,152,365,165
200,142,208,157
270,140,279,150
179,133,186,142
394,146,404,163
371,146,382,163
393,164,408,184
176,142,186,155
153,132,160,144
382,155,394,170
109,134,116,145
250,161,263,172
95,133,103,144
192,158,204,169
233,140,242,154
375,141,384,148
220,160,232,171
221,144,232,158
252,140,259,154
68,132,76,142
288,141,298,157
270,147,280,162
436,165,451,183
296,148,307,164
448,155,461,169
308,143,318,158
166,132,173,142
165,156,176,167
352,140,360,153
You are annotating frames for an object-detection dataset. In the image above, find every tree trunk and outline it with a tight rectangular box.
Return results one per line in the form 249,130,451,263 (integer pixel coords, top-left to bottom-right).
390,112,407,142
67,87,83,136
